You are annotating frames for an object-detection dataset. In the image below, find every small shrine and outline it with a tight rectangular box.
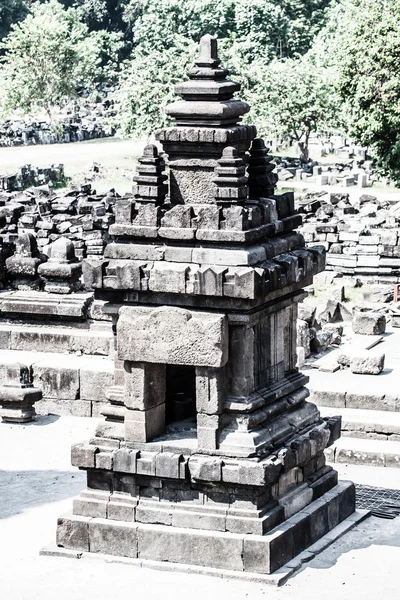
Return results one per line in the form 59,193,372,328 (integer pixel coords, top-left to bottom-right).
54,35,355,576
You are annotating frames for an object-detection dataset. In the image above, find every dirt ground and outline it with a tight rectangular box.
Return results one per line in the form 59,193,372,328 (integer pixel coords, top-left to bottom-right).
1,415,400,600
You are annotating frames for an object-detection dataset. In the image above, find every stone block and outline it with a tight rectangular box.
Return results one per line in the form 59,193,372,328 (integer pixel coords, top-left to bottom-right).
33,360,79,400
195,367,224,414
352,311,386,335
124,362,166,410
136,503,172,526
350,353,385,375
171,509,226,532
137,524,244,570
89,518,138,557
243,524,294,574
279,483,313,519
80,362,114,401
56,513,90,551
118,306,228,368
309,389,346,408
189,456,222,482
197,413,219,450
71,400,92,417
113,448,139,473
73,491,109,519
192,245,266,266
107,494,137,521
155,452,182,479
71,443,98,468
148,262,188,294
124,404,165,443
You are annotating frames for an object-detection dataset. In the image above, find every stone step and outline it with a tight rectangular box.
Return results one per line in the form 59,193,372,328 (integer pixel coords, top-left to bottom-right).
0,290,94,320
325,435,400,468
0,321,113,356
306,366,400,412
320,406,400,440
0,349,114,417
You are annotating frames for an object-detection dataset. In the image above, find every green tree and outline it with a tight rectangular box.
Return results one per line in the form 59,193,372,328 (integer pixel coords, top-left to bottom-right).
117,39,196,137
122,0,336,60
0,0,30,43
330,0,400,182
0,0,104,120
244,55,340,161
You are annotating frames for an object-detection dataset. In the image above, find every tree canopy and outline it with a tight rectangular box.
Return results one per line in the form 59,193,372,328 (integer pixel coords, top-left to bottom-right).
0,0,104,119
3,0,400,182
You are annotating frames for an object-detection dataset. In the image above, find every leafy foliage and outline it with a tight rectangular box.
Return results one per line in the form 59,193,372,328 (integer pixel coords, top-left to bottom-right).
122,0,335,62
242,55,340,161
0,0,104,119
314,0,400,182
0,0,30,43
117,40,196,137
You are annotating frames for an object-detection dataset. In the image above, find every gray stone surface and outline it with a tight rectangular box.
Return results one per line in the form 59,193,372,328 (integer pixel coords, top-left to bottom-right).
118,306,228,368
350,353,385,375
49,34,353,578
353,311,386,335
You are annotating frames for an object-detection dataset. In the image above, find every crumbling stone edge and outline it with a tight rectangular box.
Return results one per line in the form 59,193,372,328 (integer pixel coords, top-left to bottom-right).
40,508,369,586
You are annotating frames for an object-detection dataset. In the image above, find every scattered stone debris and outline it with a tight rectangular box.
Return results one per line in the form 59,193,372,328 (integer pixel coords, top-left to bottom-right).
353,310,386,335
0,182,119,282
349,352,385,375
0,96,116,147
298,192,400,280
0,164,66,192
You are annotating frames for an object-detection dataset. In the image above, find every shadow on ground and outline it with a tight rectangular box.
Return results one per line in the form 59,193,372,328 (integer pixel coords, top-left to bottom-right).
0,469,85,519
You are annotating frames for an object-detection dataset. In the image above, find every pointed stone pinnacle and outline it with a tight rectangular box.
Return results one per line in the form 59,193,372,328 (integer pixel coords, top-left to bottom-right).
196,34,220,68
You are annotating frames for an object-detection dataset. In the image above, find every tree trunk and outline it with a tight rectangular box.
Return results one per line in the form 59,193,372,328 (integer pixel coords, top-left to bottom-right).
44,101,52,123
298,141,309,163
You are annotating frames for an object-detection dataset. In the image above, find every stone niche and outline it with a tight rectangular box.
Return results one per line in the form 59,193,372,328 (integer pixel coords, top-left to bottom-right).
54,34,356,578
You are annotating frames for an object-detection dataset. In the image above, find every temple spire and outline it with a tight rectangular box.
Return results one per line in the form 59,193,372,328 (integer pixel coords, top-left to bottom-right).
165,35,249,126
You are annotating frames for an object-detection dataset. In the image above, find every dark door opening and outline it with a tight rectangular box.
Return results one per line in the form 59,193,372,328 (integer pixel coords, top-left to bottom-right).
165,365,196,425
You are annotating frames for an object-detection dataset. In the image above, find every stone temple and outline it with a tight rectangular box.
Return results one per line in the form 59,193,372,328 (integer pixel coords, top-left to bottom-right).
54,35,355,576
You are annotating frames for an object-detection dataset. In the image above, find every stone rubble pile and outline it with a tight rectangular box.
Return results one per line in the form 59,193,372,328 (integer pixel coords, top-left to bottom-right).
0,182,119,287
0,164,66,192
298,192,400,280
0,98,116,147
296,297,346,365
296,283,389,375
275,156,375,188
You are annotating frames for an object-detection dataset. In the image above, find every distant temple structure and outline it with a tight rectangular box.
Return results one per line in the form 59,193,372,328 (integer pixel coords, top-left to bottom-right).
54,35,355,577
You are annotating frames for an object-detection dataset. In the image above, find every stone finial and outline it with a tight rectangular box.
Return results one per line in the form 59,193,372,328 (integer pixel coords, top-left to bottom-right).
5,232,44,290
16,232,39,258
195,34,220,68
247,138,278,199
213,146,248,203
37,237,82,294
165,35,249,126
49,237,77,264
133,144,168,205
0,363,42,423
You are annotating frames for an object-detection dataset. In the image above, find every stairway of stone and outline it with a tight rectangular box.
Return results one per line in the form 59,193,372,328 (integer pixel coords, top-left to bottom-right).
306,328,400,467
0,291,115,417
319,406,400,468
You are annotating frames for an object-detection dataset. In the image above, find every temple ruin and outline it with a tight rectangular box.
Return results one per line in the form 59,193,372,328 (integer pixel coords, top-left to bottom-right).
49,35,357,576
